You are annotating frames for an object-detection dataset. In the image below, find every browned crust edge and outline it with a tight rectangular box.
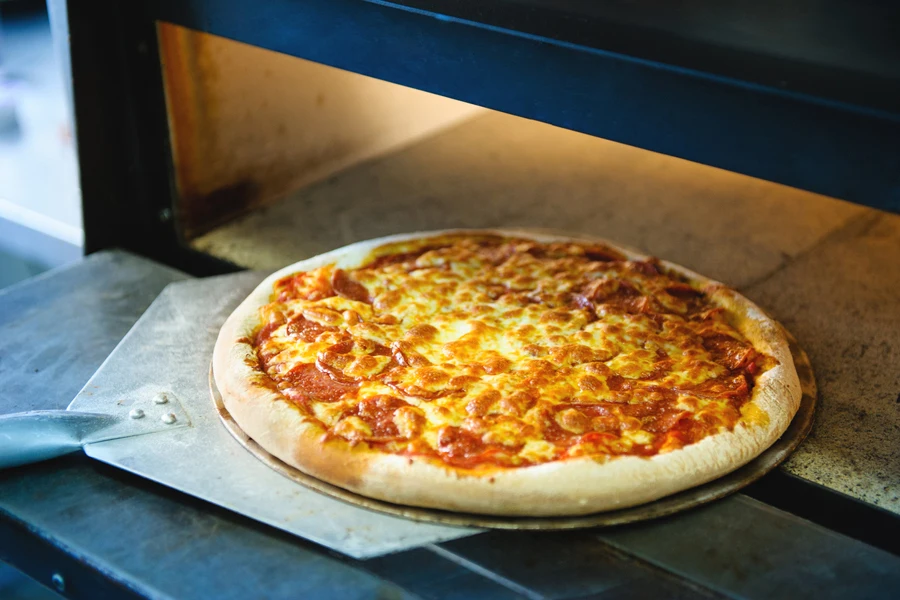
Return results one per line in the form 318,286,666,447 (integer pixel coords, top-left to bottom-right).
212,229,801,516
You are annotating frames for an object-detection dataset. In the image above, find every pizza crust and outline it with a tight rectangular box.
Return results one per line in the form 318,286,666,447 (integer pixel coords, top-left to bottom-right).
213,229,801,516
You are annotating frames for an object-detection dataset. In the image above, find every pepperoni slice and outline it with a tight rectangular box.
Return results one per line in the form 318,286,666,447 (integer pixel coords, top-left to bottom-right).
629,259,662,276
642,410,690,433
688,374,750,400
478,242,518,265
331,269,371,303
255,318,285,345
569,293,597,319
582,245,625,262
274,272,336,302
665,283,703,299
356,395,408,437
362,245,448,269
703,334,757,370
390,341,432,367
436,426,486,458
284,363,358,403
286,315,337,343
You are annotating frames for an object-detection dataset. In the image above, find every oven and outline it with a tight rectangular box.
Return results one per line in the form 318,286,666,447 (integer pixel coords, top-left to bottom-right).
2,1,899,597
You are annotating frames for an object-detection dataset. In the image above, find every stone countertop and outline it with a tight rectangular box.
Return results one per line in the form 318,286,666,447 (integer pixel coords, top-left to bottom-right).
194,111,900,514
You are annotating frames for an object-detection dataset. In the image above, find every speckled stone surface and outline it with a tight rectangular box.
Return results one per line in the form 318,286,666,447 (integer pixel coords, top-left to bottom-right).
192,111,899,513
193,112,863,288
744,212,900,513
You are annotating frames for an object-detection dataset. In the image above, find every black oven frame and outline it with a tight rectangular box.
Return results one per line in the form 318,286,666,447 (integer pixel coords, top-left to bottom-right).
68,0,900,275
4,3,900,594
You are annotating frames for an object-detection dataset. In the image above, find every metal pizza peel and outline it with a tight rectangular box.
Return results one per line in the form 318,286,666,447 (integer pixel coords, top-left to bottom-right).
0,271,815,559
0,400,190,469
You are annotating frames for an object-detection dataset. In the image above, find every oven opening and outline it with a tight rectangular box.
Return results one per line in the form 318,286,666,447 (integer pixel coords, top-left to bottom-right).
158,22,851,285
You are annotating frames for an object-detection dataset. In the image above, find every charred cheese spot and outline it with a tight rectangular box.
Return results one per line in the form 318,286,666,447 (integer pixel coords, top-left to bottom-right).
417,366,449,384
540,310,572,324
344,355,392,379
405,324,439,343
494,393,530,417
394,406,426,438
373,290,403,312
548,344,597,367
466,390,501,416
579,375,603,393
556,408,590,434
255,235,769,470
482,353,511,374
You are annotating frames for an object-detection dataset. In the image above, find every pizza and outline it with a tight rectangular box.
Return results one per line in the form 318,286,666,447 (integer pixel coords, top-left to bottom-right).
213,230,801,516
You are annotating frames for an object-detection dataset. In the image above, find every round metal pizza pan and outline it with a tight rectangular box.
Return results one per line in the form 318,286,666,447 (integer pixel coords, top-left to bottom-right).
210,327,816,530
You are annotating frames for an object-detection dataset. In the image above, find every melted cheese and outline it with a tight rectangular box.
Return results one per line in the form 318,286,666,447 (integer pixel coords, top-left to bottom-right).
255,234,767,469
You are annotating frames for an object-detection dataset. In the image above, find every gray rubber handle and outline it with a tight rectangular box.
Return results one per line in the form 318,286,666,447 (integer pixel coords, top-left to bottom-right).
0,410,118,469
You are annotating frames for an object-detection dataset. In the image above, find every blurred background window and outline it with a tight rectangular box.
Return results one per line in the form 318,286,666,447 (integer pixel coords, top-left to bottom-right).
0,0,80,291
0,0,74,596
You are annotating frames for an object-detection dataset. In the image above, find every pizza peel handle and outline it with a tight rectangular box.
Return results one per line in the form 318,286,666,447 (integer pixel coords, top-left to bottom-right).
0,410,118,469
